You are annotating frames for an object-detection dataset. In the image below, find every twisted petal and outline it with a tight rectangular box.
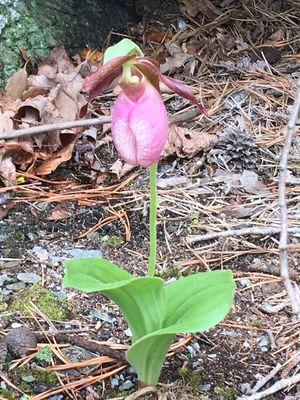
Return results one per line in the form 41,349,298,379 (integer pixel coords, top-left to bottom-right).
135,57,207,115
112,80,168,167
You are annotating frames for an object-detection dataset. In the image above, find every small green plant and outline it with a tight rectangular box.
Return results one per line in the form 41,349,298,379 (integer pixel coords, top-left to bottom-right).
35,345,53,364
214,386,238,399
179,366,203,391
63,39,235,387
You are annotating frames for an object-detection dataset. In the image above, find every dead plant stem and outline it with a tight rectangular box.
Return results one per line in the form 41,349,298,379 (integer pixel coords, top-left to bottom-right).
279,78,300,320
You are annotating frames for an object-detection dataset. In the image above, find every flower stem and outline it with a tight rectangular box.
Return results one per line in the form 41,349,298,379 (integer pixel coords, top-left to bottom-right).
148,163,158,277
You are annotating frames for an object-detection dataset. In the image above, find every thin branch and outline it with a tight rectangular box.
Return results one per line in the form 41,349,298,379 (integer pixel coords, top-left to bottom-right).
0,108,202,141
279,78,300,320
238,373,300,400
186,226,300,244
0,116,111,140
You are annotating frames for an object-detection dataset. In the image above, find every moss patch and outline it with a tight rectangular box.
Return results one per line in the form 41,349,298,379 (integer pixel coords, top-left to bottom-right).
10,284,68,320
179,367,203,393
214,386,238,399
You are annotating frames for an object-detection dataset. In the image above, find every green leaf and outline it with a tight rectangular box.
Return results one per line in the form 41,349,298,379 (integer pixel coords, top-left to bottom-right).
103,39,143,64
63,258,132,292
103,277,165,342
126,270,235,386
126,333,175,386
163,270,235,332
63,258,165,342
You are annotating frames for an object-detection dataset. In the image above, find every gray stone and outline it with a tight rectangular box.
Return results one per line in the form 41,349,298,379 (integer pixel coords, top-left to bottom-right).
17,272,41,284
5,326,37,358
64,249,102,259
0,274,8,287
110,377,119,388
90,310,116,324
22,375,35,383
119,379,134,390
6,282,26,291
200,384,212,391
32,246,49,262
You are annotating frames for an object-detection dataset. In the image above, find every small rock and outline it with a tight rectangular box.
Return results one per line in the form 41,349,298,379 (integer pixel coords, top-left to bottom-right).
64,249,102,259
258,336,269,352
207,354,217,359
11,323,23,329
240,383,251,394
22,375,35,383
48,396,64,400
0,274,8,287
110,377,119,388
5,327,37,358
119,379,133,390
27,232,38,241
32,246,49,262
240,278,251,287
240,170,258,192
90,310,116,324
6,282,26,291
128,367,136,374
200,384,212,391
17,272,41,284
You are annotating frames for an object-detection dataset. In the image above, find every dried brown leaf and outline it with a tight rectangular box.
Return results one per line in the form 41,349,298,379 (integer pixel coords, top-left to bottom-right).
5,67,27,100
55,73,85,120
160,41,192,74
0,156,16,186
178,0,221,18
110,159,135,178
48,204,70,220
36,132,77,175
0,110,14,132
0,200,15,219
162,125,218,159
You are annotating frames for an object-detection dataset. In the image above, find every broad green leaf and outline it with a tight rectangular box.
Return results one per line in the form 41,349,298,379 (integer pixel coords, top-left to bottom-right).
103,39,143,64
126,270,235,386
63,258,132,292
103,277,165,342
126,333,175,385
163,270,235,332
63,258,165,342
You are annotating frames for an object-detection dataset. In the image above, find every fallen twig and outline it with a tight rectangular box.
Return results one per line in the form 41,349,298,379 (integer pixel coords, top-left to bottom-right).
35,332,126,362
186,226,300,244
0,108,202,140
238,373,300,400
278,78,300,320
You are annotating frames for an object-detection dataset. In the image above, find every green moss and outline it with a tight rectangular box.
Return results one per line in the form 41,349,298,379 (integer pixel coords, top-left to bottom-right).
214,386,238,399
10,284,68,320
34,370,58,385
179,367,202,393
11,366,58,391
35,345,53,364
158,266,180,280
0,389,15,399
250,321,261,328
101,235,124,248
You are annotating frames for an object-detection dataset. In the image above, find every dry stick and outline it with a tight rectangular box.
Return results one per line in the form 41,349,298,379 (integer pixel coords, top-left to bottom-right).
186,226,300,244
0,108,202,141
35,332,126,362
250,363,283,393
278,78,300,320
238,373,300,400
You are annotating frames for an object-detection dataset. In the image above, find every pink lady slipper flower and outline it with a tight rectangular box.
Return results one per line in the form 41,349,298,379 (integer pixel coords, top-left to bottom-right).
80,41,207,167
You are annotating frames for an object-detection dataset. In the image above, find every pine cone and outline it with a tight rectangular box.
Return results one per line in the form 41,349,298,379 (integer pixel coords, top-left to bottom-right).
208,132,258,170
